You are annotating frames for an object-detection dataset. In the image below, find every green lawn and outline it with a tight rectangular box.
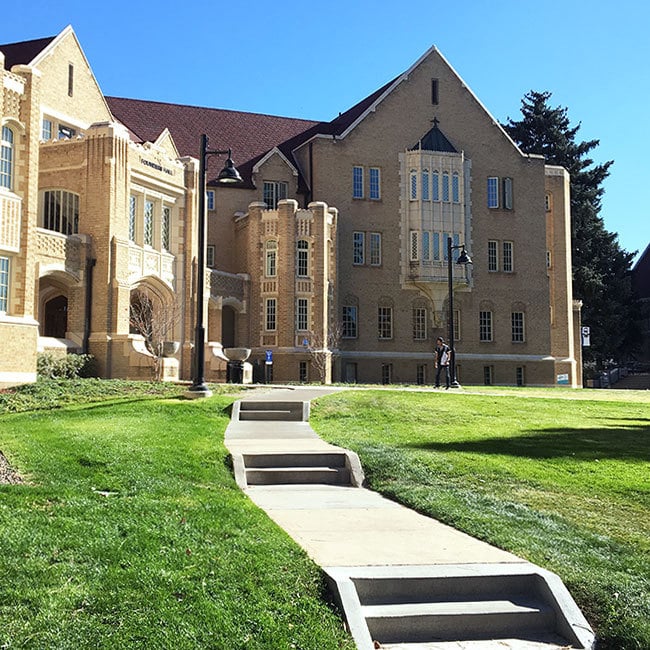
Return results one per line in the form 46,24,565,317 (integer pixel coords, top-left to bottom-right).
311,388,650,650
0,383,354,650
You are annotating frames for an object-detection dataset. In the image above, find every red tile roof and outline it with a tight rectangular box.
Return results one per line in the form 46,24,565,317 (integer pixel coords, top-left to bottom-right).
0,36,55,69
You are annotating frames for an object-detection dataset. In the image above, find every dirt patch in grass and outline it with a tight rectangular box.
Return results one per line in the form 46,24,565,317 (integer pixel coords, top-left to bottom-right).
0,451,23,484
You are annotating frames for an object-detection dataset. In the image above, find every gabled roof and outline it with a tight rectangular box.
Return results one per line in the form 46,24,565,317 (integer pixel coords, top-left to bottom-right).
0,35,56,69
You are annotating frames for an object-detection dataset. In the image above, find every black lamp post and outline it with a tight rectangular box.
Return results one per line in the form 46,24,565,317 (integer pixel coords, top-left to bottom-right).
186,134,242,398
447,237,472,388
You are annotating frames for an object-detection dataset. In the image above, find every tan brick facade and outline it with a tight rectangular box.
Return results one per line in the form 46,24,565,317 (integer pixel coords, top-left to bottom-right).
0,29,581,387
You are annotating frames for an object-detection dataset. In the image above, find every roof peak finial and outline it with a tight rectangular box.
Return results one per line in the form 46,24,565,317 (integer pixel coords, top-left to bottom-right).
431,116,440,128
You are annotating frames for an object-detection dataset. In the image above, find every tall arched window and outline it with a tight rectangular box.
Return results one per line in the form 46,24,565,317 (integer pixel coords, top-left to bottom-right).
1,126,15,190
442,172,450,202
409,170,417,200
296,239,309,277
432,171,440,201
41,190,80,235
422,169,430,201
452,172,460,203
265,240,277,277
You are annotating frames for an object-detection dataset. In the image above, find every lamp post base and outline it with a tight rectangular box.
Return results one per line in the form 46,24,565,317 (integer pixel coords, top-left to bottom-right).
184,383,213,399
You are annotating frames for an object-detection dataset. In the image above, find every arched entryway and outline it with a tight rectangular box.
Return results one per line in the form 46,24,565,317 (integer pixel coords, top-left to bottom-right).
43,295,68,338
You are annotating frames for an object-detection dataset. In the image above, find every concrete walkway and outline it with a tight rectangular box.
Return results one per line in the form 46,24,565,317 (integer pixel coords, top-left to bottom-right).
223,386,594,650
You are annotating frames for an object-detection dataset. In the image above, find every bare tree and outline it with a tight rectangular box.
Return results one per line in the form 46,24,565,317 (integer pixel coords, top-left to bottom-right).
129,289,180,380
306,321,343,384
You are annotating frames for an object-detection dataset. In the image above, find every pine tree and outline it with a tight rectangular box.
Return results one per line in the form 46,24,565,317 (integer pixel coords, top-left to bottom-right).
504,91,639,373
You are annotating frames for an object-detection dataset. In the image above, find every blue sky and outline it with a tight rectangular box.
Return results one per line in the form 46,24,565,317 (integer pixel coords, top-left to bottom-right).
3,0,649,263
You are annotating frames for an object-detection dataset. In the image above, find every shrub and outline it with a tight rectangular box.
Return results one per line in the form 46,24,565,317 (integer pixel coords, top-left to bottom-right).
36,353,97,379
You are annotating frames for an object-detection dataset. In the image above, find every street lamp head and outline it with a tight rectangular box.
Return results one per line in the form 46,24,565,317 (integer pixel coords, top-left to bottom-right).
217,151,243,184
456,246,472,265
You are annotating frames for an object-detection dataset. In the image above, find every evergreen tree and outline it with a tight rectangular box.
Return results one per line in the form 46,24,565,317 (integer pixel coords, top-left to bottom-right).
504,91,639,373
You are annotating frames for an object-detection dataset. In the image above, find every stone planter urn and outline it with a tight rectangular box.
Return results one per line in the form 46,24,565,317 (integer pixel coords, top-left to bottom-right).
161,341,180,357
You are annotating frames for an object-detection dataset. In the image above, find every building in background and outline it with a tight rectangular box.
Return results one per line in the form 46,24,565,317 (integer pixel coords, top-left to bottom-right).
0,25,581,387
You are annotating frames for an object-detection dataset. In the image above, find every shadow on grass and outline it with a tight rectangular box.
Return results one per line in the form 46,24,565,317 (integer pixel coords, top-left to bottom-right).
408,423,650,461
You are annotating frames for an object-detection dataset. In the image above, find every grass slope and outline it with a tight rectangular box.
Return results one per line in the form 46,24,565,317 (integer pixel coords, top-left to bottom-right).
311,389,650,650
0,385,354,650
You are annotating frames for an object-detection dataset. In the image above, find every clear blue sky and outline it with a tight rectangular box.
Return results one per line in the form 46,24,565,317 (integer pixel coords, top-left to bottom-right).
3,0,649,263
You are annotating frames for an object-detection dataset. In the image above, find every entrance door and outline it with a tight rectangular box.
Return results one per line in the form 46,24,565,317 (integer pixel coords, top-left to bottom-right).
43,295,68,338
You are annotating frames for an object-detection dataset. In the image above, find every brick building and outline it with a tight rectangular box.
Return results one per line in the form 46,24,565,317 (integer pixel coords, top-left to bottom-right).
0,26,581,387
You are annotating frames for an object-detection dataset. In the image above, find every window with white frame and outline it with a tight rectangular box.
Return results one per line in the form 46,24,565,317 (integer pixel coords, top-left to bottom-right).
144,200,154,246
42,119,53,141
546,250,552,268
413,307,427,340
487,177,499,208
410,169,417,200
263,181,288,209
503,177,513,210
369,167,381,200
378,306,393,339
265,298,277,331
206,245,215,268
353,231,365,265
516,366,525,386
369,232,382,266
352,166,364,199
161,206,171,251
488,240,498,272
410,230,419,262
342,305,358,339
296,297,309,331
442,172,450,202
511,311,525,342
206,190,215,211
503,241,513,272
422,169,430,201
129,195,137,242
452,172,460,203
296,239,309,277
479,310,493,342
432,171,440,201
545,192,552,212
1,126,14,190
41,190,80,235
0,256,9,313
265,240,277,277
483,365,494,385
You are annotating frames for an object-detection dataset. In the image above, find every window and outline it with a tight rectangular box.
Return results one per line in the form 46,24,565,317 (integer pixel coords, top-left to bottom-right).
413,307,427,340
68,63,74,97
206,190,215,211
144,200,154,246
503,241,513,272
206,245,215,268
0,256,9,312
431,79,439,105
342,305,358,339
265,298,277,331
299,361,308,383
452,172,460,203
488,240,498,272
422,231,430,261
41,190,79,235
433,232,440,260
410,170,417,200
483,365,494,386
128,195,137,242
369,232,382,266
422,169,430,201
1,126,14,190
487,177,499,209
58,124,76,139
516,366,525,386
381,363,393,385
353,166,364,199
369,167,381,200
545,193,552,212
479,310,493,342
263,181,288,209
512,311,525,342
295,239,309,277
416,364,427,385
296,298,308,331
410,230,419,262
443,233,450,261
546,250,552,268
442,172,450,202
432,171,439,201
265,240,277,277
503,177,513,210
42,119,53,141
378,306,393,339
161,206,171,251
353,231,365,265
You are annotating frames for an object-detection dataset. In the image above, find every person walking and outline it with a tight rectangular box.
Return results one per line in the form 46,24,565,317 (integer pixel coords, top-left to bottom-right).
434,337,451,389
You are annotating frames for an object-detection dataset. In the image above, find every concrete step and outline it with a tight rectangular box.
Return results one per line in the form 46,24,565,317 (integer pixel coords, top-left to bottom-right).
246,466,352,485
244,452,347,468
238,400,307,421
363,598,554,644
